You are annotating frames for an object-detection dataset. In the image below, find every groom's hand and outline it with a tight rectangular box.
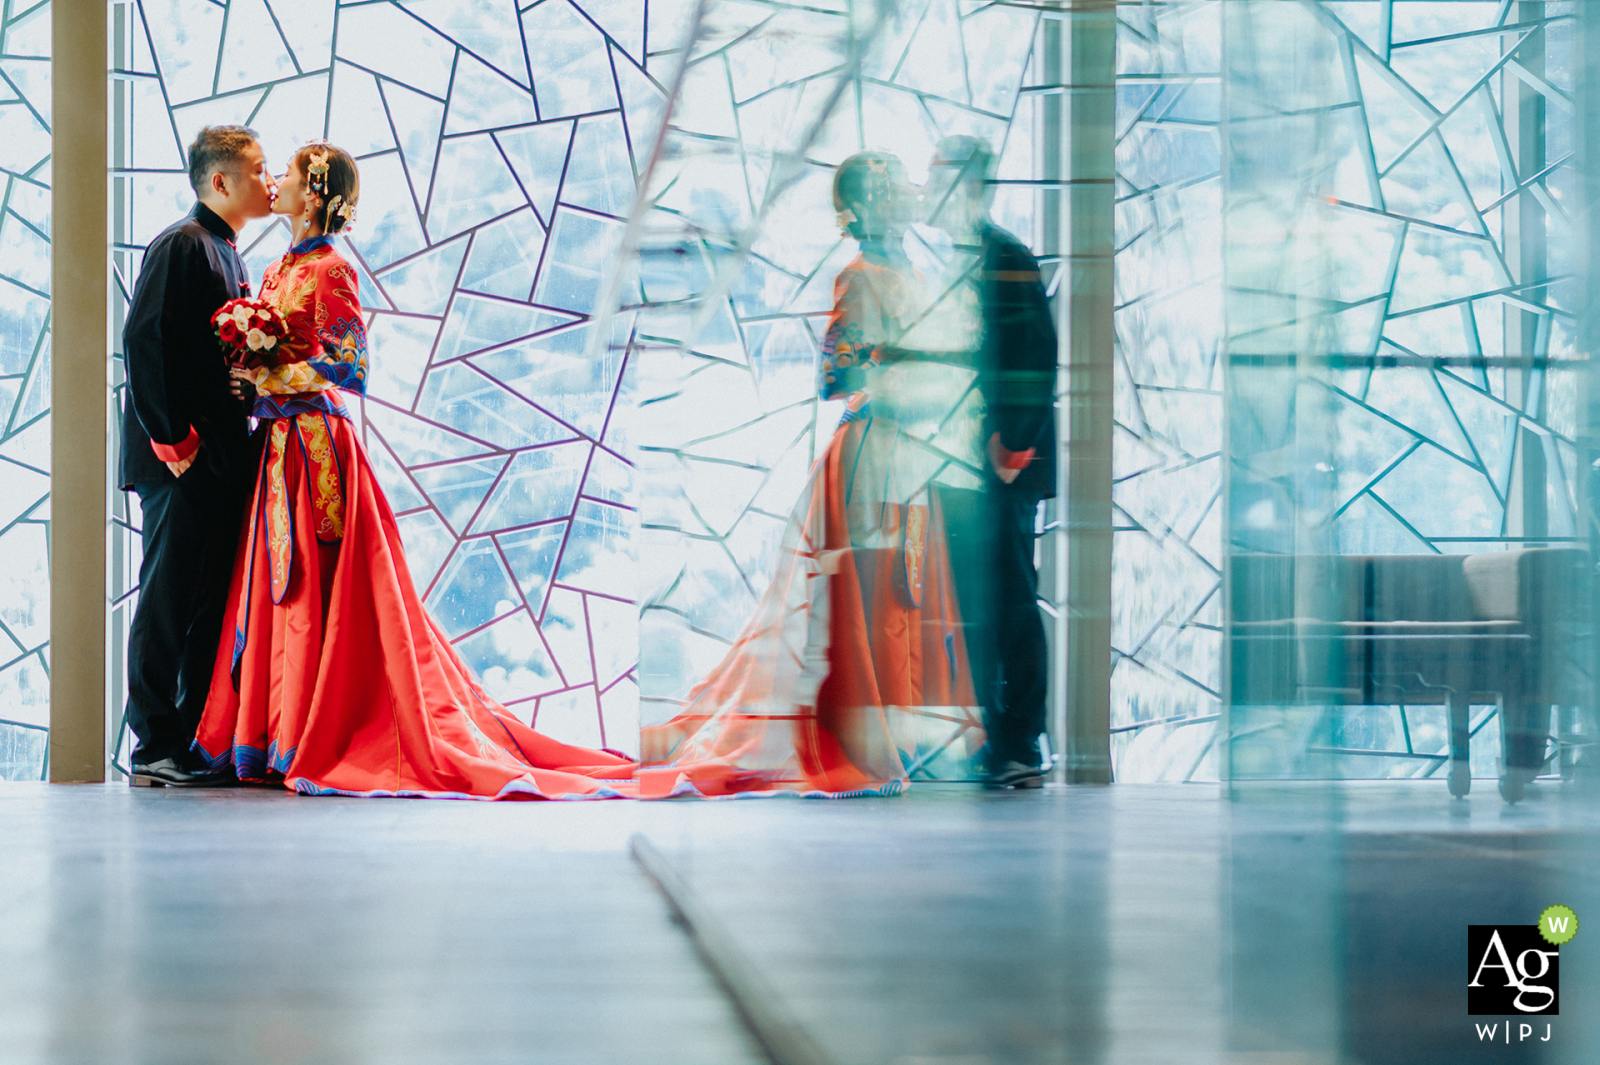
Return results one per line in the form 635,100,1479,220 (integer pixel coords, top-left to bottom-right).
987,431,1029,486
165,452,197,478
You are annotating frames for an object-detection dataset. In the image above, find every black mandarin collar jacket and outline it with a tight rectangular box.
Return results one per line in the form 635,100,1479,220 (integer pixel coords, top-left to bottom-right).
120,203,257,488
978,222,1058,498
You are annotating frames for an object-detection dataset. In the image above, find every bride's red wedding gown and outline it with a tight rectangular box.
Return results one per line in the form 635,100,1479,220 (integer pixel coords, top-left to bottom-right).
636,255,984,798
196,239,977,800
193,237,637,798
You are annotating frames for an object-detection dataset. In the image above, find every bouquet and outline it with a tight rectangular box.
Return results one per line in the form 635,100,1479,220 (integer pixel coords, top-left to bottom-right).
213,297,289,370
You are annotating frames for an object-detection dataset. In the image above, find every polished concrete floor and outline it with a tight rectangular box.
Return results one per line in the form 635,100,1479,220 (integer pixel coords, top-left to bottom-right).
2,781,1597,1065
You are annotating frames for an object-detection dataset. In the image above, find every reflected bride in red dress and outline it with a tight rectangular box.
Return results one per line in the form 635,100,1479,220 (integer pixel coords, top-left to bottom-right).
193,143,636,798
638,152,984,797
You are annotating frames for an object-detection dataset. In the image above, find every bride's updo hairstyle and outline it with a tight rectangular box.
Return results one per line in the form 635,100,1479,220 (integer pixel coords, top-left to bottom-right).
295,141,361,235
833,151,904,242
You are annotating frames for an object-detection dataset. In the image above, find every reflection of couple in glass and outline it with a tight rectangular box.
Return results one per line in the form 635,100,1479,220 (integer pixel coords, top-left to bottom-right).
644,138,1057,794
124,127,633,796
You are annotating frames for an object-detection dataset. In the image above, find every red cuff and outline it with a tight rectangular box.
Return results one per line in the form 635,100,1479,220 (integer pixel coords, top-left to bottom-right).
989,432,1035,471
150,425,200,464
998,446,1036,471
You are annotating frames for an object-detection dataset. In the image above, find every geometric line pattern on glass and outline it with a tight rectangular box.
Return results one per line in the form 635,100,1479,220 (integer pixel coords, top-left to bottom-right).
605,0,1042,780
0,0,52,780
1111,0,1224,783
1220,1,1579,781
112,0,646,761
1223,2,1580,555
1302,1,1580,556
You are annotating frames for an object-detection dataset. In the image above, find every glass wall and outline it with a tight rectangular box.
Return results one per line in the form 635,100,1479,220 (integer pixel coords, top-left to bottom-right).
0,0,51,781
1222,0,1596,797
1111,0,1223,781
614,0,1056,780
108,0,648,770
5,0,1592,788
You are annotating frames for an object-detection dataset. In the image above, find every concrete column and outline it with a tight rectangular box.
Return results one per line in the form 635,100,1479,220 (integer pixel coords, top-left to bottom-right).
1061,0,1115,784
48,0,108,782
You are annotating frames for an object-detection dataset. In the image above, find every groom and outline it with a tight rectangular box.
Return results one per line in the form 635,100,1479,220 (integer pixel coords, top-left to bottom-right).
921,135,1058,789
122,125,275,786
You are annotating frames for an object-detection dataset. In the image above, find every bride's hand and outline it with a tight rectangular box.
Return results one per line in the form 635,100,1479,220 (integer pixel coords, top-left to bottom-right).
229,365,257,402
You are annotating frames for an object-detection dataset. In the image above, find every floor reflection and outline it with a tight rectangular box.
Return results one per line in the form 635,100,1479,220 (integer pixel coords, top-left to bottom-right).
0,781,1595,1064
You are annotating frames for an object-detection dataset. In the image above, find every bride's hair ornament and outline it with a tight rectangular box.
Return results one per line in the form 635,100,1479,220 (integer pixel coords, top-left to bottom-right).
326,194,358,232
305,144,332,196
293,140,360,235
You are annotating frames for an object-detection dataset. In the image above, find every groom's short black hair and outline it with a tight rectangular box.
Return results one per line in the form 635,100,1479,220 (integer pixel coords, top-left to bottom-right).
934,135,996,191
187,125,260,195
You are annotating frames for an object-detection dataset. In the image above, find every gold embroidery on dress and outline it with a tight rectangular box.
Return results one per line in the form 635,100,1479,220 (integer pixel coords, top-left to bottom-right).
256,249,360,397
270,272,319,325
260,252,323,366
266,419,293,603
296,414,345,542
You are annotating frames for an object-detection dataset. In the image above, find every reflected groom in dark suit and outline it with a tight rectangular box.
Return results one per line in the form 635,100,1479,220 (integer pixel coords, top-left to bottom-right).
922,136,1057,789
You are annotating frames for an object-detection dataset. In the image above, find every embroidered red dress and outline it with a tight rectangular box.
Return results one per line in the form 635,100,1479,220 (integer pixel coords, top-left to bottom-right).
637,251,984,797
193,236,635,798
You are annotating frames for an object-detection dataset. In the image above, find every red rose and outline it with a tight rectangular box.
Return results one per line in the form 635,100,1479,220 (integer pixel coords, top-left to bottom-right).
219,319,241,345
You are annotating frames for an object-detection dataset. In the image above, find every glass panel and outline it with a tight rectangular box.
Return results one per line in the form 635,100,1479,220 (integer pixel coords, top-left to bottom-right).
0,0,51,779
99,0,1600,791
1111,0,1224,782
602,0,1052,784
1221,0,1597,798
112,0,643,765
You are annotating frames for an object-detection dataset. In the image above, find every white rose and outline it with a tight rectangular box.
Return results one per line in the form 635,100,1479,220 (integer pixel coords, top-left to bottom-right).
245,328,267,352
262,335,277,350
233,307,251,328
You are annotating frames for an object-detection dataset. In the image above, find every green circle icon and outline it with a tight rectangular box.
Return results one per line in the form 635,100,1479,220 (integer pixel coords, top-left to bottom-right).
1539,904,1579,946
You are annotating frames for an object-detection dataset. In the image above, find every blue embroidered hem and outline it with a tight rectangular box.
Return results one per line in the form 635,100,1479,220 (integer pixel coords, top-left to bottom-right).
190,737,297,779
252,392,350,421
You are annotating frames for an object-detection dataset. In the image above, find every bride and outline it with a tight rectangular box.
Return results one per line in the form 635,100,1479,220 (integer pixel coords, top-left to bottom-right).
192,142,636,799
638,152,984,797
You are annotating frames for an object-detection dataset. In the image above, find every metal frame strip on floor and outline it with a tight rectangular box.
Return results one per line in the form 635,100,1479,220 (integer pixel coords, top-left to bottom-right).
629,833,838,1065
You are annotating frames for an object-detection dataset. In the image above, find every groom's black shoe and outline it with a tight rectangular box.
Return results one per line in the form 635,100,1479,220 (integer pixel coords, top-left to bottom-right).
983,760,1047,790
129,752,231,788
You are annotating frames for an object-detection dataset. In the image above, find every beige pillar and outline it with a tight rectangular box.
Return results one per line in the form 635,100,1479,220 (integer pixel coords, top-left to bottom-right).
49,0,108,782
1061,0,1115,784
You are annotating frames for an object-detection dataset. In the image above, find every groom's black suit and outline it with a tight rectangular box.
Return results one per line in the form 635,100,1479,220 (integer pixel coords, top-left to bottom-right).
937,222,1057,770
121,202,258,764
